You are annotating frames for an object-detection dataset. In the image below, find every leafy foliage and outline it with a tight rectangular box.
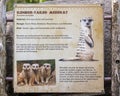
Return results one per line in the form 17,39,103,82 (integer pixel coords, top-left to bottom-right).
6,0,47,11
6,0,14,11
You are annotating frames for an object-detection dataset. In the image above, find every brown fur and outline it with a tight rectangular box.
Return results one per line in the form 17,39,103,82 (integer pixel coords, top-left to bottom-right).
17,72,24,85
40,63,51,84
31,63,40,85
21,63,36,86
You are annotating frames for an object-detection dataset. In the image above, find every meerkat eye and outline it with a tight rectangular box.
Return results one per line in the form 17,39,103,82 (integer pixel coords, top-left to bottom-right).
89,19,92,22
83,19,86,22
47,65,49,67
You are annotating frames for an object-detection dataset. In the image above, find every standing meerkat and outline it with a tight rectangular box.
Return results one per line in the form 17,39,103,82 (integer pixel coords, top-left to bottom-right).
76,17,94,60
40,63,51,84
20,63,36,86
59,17,94,61
31,63,40,85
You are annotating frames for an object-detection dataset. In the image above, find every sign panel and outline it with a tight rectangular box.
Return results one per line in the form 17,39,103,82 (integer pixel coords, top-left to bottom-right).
14,4,104,93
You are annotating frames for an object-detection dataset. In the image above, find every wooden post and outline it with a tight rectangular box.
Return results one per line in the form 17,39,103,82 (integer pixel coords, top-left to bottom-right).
112,0,120,96
0,0,7,96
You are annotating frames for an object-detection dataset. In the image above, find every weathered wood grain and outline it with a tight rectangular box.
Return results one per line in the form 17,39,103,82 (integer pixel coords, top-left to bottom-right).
0,0,7,96
112,0,120,96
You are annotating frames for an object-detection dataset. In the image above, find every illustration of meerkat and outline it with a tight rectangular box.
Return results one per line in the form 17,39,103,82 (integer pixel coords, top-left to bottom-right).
31,63,40,85
20,63,36,86
40,63,51,84
76,17,94,60
59,17,94,61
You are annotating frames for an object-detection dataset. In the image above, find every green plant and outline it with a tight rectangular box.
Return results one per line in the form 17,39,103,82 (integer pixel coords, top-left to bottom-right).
6,0,14,11
6,0,47,11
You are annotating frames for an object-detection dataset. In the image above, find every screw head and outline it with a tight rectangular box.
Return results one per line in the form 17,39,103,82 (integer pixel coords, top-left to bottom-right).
116,60,120,64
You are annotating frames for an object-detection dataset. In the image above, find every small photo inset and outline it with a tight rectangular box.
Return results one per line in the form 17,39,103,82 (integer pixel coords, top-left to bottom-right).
17,59,56,86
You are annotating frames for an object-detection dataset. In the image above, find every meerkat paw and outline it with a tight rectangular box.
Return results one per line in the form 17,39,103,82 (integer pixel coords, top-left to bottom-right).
41,80,44,83
29,83,32,86
36,81,40,85
20,82,24,86
45,80,49,84
25,84,29,86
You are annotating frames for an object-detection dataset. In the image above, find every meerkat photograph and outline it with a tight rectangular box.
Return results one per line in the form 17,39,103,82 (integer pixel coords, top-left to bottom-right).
17,59,56,86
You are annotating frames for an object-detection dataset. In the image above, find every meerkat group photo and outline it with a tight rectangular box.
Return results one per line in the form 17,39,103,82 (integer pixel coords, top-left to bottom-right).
17,60,56,86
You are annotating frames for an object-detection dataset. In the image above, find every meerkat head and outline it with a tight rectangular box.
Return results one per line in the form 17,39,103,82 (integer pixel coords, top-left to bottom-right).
80,17,93,28
22,63,31,71
43,63,51,70
31,63,39,71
